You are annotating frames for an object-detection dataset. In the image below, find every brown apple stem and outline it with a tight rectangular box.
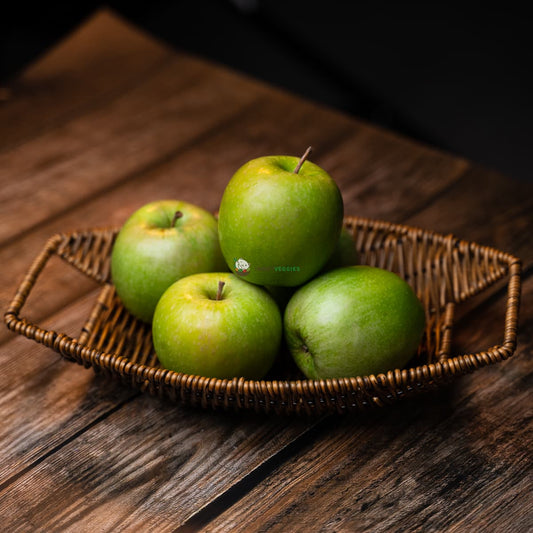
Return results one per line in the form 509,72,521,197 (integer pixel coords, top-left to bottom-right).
216,280,225,301
293,146,312,174
171,210,183,227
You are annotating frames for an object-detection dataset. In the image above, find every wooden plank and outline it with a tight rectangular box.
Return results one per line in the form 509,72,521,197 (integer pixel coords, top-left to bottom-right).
407,165,533,264
0,10,173,150
0,290,138,486
200,275,533,533
0,56,269,247
0,399,314,531
320,126,469,223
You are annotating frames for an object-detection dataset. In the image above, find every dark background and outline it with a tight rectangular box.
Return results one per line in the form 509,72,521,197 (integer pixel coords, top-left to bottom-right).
1,1,531,182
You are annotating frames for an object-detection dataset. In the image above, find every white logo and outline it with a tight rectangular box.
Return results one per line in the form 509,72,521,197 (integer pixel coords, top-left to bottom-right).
234,258,250,273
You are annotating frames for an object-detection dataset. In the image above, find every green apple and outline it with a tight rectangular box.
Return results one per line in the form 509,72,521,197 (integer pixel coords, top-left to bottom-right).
152,273,282,379
284,266,425,379
218,147,344,287
111,200,226,323
322,226,359,272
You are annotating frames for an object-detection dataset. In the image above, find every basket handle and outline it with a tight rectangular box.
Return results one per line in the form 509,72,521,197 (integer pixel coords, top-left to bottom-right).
4,234,80,358
502,258,522,353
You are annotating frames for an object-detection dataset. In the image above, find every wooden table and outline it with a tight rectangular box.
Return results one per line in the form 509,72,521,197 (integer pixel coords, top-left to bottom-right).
1,10,531,532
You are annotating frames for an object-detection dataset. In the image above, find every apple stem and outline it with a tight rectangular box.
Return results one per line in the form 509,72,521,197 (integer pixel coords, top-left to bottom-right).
171,210,183,227
216,280,225,301
293,146,312,174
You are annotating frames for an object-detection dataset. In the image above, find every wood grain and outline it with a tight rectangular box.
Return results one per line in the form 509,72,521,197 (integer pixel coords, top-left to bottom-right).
0,56,268,247
0,376,316,531
0,291,136,485
407,164,533,264
201,276,533,533
320,126,469,223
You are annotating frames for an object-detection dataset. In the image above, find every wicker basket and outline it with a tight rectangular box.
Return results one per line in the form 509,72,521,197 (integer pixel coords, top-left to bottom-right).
4,217,521,415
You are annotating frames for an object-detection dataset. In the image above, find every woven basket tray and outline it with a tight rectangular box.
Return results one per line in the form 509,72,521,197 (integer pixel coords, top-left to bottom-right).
4,217,521,415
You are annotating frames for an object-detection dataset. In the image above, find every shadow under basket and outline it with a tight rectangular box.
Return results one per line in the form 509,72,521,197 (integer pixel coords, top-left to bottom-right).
4,217,522,415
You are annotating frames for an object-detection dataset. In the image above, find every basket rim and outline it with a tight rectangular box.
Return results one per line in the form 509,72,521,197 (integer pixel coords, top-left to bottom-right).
70,313,518,392
3,215,523,413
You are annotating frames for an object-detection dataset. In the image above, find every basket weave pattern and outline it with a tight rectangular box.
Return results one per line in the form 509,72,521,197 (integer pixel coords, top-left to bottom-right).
4,217,521,415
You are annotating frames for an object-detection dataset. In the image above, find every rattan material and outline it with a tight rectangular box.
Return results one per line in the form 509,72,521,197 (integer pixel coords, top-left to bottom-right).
4,217,522,415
